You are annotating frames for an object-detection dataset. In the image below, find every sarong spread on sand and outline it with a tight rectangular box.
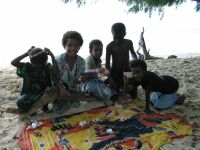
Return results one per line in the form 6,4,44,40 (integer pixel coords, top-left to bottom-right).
18,100,192,150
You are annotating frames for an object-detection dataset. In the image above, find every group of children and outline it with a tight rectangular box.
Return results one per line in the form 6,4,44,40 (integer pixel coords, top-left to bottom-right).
11,22,185,115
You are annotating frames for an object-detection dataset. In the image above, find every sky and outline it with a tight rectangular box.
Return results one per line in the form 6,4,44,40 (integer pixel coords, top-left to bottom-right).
0,0,200,67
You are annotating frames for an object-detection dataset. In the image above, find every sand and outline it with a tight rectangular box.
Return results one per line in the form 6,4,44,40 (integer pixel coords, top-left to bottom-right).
0,57,200,150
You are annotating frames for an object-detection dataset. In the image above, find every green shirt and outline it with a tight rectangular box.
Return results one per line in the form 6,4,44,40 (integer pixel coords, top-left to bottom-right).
85,55,102,70
17,62,53,96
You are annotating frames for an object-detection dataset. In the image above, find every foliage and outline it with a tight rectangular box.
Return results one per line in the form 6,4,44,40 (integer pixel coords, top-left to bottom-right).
62,0,200,15
62,0,86,7
119,0,186,16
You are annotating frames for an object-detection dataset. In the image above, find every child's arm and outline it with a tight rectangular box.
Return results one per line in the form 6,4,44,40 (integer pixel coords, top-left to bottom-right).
77,72,97,83
44,48,59,74
145,89,152,113
105,45,112,70
44,48,71,98
129,41,138,60
11,46,35,67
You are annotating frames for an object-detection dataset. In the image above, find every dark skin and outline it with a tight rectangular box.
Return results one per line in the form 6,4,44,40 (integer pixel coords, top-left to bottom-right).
84,44,110,80
83,44,111,83
90,45,103,60
124,67,152,113
11,46,35,68
11,46,70,99
65,39,80,71
11,46,59,73
64,38,86,83
106,31,137,70
106,31,138,92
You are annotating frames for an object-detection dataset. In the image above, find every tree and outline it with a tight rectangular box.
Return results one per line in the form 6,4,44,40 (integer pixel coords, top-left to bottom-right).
62,0,200,16
119,0,200,16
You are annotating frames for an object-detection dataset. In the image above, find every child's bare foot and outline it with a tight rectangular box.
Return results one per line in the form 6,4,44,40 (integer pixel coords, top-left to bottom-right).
6,107,19,114
176,94,186,105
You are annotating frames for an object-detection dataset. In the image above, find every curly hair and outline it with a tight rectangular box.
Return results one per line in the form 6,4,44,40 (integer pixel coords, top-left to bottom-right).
111,22,126,34
129,59,147,71
62,31,83,48
89,39,103,53
29,48,48,65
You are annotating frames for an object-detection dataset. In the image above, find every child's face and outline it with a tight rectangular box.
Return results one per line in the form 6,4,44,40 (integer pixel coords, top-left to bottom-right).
65,38,80,57
130,67,146,82
112,32,125,44
91,45,103,59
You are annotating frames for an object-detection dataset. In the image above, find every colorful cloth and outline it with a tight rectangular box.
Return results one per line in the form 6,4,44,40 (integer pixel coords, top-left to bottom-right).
18,99,192,150
56,53,85,91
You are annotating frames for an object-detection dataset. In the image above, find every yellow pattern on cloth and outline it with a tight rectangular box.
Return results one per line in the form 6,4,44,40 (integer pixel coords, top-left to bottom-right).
18,99,192,150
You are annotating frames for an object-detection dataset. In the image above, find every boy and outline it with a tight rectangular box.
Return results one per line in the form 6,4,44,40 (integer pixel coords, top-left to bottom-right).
81,39,117,105
124,59,185,113
106,22,137,93
11,46,69,115
54,31,86,112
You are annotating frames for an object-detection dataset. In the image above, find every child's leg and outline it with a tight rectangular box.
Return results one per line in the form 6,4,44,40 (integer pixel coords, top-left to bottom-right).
127,86,137,99
21,87,59,115
81,79,116,104
16,94,33,112
150,92,178,110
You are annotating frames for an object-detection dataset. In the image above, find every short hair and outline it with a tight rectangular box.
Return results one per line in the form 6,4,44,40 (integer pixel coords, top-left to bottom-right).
62,31,83,48
129,60,147,71
111,23,126,34
30,48,48,65
89,39,103,53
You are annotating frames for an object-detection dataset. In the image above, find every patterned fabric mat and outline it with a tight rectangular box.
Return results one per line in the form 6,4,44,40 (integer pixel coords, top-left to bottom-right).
18,99,192,150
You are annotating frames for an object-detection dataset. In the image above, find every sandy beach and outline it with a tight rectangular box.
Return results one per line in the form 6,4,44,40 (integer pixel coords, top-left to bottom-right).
0,57,200,150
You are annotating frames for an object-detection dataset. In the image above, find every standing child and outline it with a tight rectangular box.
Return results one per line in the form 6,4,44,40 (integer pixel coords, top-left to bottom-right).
123,59,185,113
11,46,69,115
81,39,117,105
106,22,137,93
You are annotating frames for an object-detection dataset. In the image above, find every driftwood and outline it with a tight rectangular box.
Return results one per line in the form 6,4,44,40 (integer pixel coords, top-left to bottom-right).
138,27,162,60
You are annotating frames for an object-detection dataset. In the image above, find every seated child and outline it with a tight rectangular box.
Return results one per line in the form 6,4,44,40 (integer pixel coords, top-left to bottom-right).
123,59,185,113
11,46,70,115
80,39,117,105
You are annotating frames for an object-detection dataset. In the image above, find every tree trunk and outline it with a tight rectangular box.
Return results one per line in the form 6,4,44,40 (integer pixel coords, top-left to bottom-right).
138,27,162,60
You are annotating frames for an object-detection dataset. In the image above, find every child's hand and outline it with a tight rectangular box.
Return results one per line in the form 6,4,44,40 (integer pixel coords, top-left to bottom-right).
77,75,87,83
98,68,105,73
44,48,53,56
101,68,110,76
59,86,71,99
123,76,129,85
26,46,35,56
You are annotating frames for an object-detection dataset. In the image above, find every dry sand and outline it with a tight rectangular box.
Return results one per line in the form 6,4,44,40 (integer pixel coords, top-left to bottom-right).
0,57,200,150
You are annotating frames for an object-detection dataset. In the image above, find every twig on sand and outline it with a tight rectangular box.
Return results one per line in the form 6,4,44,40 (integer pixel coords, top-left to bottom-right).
0,111,4,118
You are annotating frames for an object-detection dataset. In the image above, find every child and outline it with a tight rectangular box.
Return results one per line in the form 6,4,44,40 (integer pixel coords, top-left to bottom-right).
54,31,86,112
56,31,85,91
11,46,69,115
123,59,185,113
106,22,137,93
81,39,117,105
